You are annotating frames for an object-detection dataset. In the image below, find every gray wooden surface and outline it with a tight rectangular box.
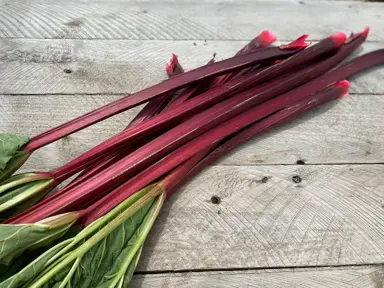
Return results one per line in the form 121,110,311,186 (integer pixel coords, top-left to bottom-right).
1,0,384,287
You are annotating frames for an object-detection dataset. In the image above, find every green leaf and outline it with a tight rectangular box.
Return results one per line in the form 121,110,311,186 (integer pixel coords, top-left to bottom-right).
0,151,30,184
75,200,155,288
38,199,155,288
95,246,143,288
94,193,165,288
17,184,165,288
0,212,80,267
0,239,73,288
0,134,29,171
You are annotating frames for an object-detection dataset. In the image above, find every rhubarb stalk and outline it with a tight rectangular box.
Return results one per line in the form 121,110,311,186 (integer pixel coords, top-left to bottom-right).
167,30,277,109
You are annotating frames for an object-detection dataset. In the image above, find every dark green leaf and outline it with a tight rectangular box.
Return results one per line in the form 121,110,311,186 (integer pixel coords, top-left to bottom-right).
0,134,29,171
1,185,165,288
95,246,142,288
0,212,79,266
0,240,72,288
47,199,155,288
0,151,30,184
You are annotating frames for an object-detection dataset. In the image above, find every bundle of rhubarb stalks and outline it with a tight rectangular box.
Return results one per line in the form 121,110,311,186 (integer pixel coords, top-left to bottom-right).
0,27,383,287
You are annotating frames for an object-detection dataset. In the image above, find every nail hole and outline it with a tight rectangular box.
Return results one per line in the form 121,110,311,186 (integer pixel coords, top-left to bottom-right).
211,195,221,204
64,68,72,74
292,175,302,183
296,160,305,165
261,177,269,183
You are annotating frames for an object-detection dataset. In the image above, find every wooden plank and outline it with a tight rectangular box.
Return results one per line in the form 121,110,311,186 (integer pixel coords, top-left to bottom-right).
133,164,384,271
0,39,383,94
1,94,383,168
0,1,382,40
131,266,384,287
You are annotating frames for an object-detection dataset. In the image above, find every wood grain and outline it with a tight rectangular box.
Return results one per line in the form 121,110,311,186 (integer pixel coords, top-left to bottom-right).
134,164,384,271
0,39,383,94
1,94,383,168
0,1,381,40
131,266,384,287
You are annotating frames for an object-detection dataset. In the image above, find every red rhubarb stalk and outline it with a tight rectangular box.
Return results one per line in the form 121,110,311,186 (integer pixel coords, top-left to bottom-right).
82,80,349,225
25,44,303,152
130,54,184,127
48,33,340,183
26,55,185,212
167,84,351,195
165,58,215,109
167,30,277,109
210,30,278,87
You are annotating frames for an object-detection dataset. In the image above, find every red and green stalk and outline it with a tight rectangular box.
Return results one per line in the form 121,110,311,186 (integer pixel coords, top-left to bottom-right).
9,80,349,225
12,54,185,215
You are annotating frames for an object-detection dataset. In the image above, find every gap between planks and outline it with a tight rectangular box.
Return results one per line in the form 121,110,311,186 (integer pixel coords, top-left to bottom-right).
131,265,384,288
135,262,384,274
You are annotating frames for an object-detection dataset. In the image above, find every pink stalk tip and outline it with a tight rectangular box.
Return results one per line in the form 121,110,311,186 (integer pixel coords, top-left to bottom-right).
346,26,370,43
165,63,172,74
259,30,277,44
280,34,309,50
329,32,347,47
360,26,370,39
334,80,350,97
166,53,179,75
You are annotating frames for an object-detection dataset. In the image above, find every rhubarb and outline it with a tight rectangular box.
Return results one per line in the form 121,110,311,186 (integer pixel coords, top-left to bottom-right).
209,30,278,87
0,82,349,282
82,80,350,224
2,32,360,219
0,42,302,183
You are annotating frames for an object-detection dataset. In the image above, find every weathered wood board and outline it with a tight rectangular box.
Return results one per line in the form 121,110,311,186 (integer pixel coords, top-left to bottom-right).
1,0,384,285
134,164,384,271
0,1,382,41
0,39,382,94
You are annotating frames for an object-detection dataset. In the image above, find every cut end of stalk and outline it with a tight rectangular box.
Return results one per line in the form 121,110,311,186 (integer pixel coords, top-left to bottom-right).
360,26,370,39
329,32,347,47
346,26,370,43
279,34,309,50
334,80,350,97
207,58,215,65
166,53,179,75
259,30,277,45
